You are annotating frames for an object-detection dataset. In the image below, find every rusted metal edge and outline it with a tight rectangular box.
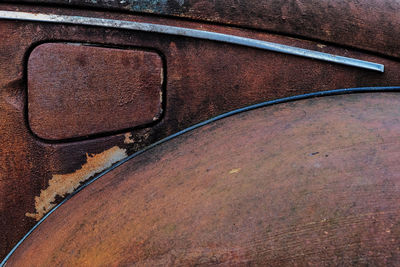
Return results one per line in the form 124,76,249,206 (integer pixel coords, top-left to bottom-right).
1,86,399,266
0,10,384,72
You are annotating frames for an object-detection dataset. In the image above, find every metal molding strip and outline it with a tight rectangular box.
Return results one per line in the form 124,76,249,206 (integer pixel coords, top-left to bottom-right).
0,10,384,72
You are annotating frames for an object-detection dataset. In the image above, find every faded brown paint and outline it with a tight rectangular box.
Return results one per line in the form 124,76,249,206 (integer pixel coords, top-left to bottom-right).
0,2,400,260
6,93,400,265
26,146,127,221
28,43,164,140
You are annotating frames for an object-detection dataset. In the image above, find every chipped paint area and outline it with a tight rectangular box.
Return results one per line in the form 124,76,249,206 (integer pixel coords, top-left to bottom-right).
229,168,241,174
26,146,127,221
124,133,135,144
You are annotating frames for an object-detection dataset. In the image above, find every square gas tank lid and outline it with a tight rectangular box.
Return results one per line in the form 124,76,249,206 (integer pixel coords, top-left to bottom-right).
28,43,164,141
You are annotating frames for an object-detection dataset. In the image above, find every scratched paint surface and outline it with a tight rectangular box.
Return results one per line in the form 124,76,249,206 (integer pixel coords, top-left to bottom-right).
6,93,400,265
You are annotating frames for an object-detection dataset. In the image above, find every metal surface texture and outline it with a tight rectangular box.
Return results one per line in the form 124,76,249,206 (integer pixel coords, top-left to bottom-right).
28,43,164,140
0,10,384,72
0,2,400,261
6,0,400,59
4,92,400,266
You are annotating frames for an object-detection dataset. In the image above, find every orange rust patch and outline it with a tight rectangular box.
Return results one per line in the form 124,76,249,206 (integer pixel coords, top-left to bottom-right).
26,146,127,221
124,133,135,144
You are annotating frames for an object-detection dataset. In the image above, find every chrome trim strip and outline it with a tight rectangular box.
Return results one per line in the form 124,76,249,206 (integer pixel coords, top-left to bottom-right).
0,10,384,72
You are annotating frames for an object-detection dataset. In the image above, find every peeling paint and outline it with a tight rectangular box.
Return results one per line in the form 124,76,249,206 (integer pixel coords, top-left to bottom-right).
26,146,127,221
160,65,164,85
229,168,241,174
124,133,135,144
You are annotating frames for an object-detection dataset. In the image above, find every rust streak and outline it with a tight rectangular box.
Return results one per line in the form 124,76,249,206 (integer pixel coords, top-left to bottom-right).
26,146,127,221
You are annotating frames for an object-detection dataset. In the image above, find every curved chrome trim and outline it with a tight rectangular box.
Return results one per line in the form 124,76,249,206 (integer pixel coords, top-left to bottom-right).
1,86,399,265
0,10,384,72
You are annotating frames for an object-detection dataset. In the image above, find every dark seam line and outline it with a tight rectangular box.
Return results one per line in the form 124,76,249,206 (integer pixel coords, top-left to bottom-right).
1,86,400,265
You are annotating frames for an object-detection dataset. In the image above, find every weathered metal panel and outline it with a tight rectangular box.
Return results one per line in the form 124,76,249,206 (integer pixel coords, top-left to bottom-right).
6,93,400,265
0,3,400,260
0,10,385,72
5,0,400,59
28,43,163,140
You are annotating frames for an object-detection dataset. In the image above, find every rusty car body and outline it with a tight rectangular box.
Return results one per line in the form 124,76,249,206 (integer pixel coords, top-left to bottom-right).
0,0,399,265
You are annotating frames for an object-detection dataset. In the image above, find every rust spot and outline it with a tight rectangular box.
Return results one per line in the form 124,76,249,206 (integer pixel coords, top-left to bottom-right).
26,146,127,221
